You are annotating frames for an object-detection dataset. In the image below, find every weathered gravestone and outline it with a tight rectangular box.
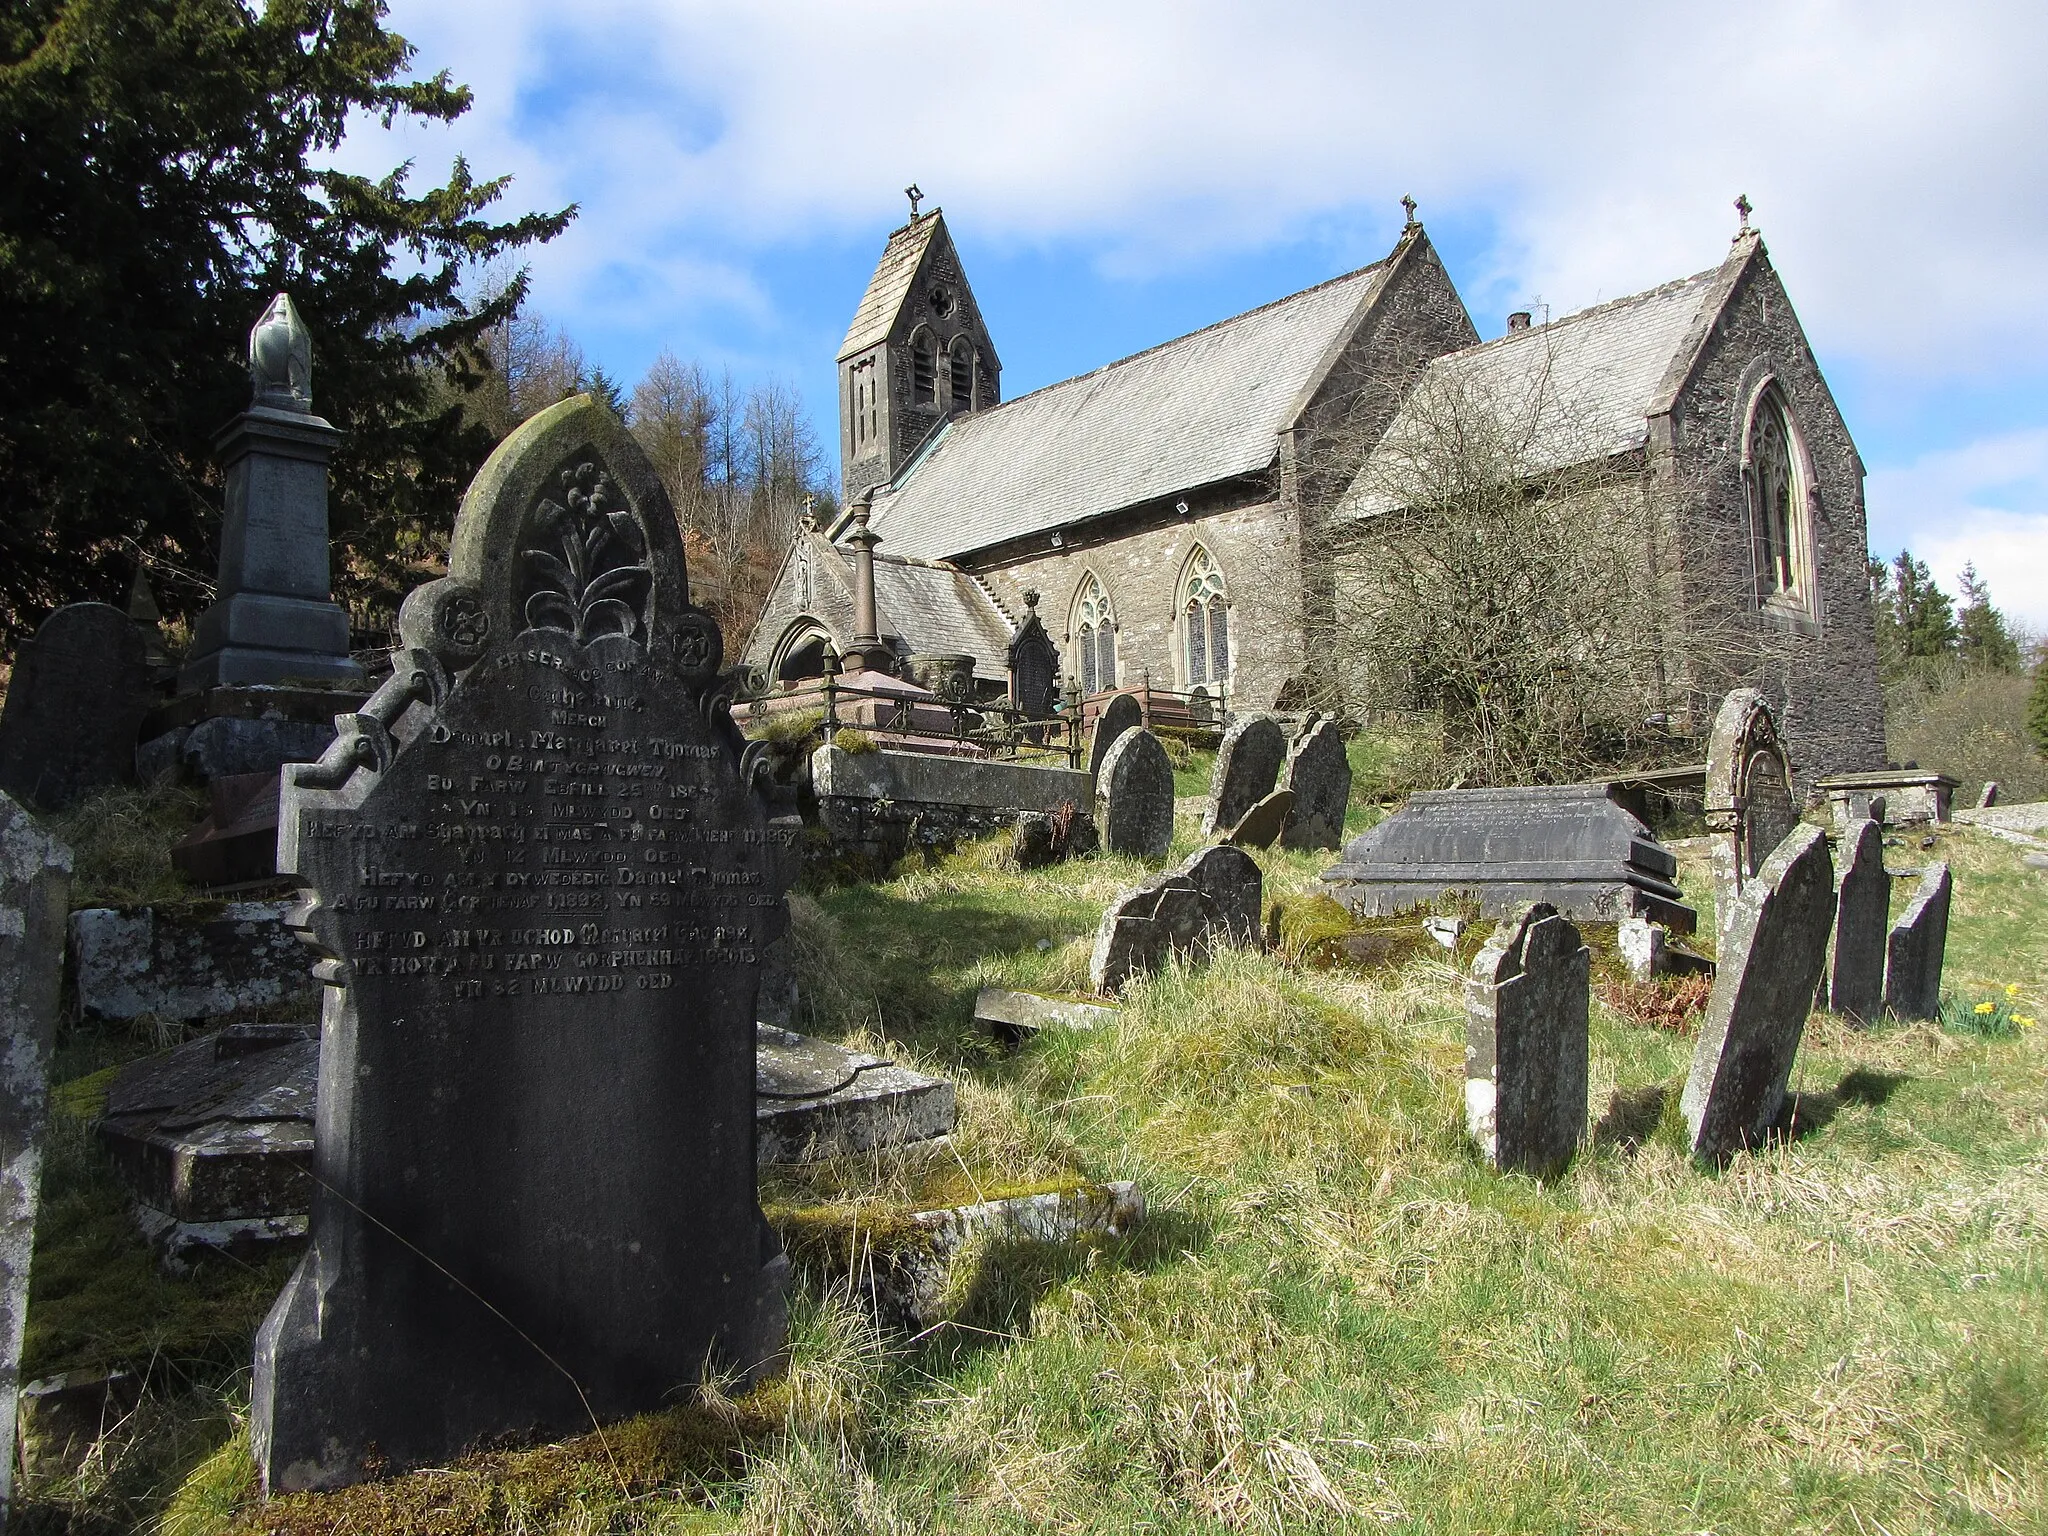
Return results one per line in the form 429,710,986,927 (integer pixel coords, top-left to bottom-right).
1225,788,1293,850
1825,819,1889,1024
1090,874,1221,993
1465,903,1588,1177
1094,727,1175,859
251,396,793,1492
0,792,72,1524
1321,784,1694,931
1086,691,1143,779
1883,861,1951,1022
1280,718,1351,851
0,604,153,811
1178,844,1263,948
1704,688,1799,944
1681,822,1834,1160
1203,714,1287,836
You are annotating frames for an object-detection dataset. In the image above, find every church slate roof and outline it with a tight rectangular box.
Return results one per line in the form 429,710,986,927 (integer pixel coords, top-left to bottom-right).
839,214,941,361
1339,262,1726,516
865,258,1395,561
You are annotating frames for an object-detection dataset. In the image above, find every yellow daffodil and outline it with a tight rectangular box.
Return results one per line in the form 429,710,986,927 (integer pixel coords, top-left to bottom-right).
1975,1001,1997,1015
2007,983,2022,997
2018,1016,2038,1029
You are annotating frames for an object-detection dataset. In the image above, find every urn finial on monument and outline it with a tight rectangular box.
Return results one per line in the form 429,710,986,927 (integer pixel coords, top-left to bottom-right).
249,293,313,412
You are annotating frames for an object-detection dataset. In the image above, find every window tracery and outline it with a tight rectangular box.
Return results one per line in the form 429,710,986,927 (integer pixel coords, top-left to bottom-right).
1071,574,1118,695
1744,384,1814,615
1180,546,1230,692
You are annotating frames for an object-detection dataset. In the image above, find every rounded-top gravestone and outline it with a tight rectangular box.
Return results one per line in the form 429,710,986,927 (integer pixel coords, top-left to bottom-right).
1087,691,1143,779
1095,727,1174,859
1204,714,1287,836
1281,717,1351,851
0,603,152,811
251,395,793,1492
1826,818,1888,1025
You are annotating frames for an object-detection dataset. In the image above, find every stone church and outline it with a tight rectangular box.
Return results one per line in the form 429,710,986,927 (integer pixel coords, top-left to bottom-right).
741,202,1883,784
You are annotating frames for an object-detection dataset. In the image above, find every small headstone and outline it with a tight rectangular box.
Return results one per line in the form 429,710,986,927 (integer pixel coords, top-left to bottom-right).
0,791,71,1522
1704,688,1798,943
1424,916,1465,951
0,603,154,811
1089,874,1221,993
1464,903,1589,1176
1094,728,1175,859
251,397,793,1491
1681,823,1834,1160
1177,844,1263,948
1825,819,1889,1024
1224,787,1293,849
1280,718,1351,850
1203,714,1287,836
1086,692,1143,778
1977,781,2000,810
1883,861,1951,1022
1617,917,1713,980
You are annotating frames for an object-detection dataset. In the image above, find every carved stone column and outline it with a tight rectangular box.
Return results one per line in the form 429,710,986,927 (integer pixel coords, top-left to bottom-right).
845,495,889,673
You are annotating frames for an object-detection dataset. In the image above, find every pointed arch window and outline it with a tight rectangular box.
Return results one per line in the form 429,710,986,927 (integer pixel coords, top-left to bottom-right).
1071,574,1118,695
1181,546,1230,690
1744,383,1816,618
910,329,937,406
950,339,974,411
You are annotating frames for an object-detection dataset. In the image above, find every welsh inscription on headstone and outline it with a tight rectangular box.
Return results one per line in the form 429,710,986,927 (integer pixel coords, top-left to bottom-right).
1825,818,1889,1024
0,791,72,1525
1095,727,1175,860
1203,714,1286,836
251,397,792,1492
1280,717,1351,851
1086,691,1142,779
1464,903,1588,1177
0,604,153,811
1704,688,1798,944
1883,861,1951,1022
1681,822,1834,1160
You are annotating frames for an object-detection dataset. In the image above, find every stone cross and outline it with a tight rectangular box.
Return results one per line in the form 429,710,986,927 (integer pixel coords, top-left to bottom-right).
1735,193,1753,234
1203,714,1287,837
1682,822,1834,1160
1465,903,1589,1177
1401,194,1418,226
251,395,793,1491
906,184,923,219
1825,818,1889,1024
180,294,365,692
0,792,71,1525
1883,862,1951,1022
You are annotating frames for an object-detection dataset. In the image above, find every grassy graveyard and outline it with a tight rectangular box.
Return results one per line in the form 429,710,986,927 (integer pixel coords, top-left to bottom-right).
16,747,2048,1534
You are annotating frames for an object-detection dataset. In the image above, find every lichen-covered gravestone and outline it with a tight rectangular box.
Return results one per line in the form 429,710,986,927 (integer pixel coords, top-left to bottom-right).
1203,714,1286,836
1094,727,1174,859
1086,691,1142,779
1464,903,1588,1177
1089,874,1221,993
1176,844,1262,949
1883,862,1951,1022
1825,818,1889,1024
1681,822,1834,1160
1704,688,1799,944
0,603,153,812
1280,717,1350,851
251,397,792,1492
0,791,72,1523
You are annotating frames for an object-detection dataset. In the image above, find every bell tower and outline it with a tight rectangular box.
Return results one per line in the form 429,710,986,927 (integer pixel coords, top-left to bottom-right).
838,199,1000,505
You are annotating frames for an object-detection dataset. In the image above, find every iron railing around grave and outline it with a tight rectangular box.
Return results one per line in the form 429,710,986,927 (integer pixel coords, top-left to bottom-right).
815,672,1085,769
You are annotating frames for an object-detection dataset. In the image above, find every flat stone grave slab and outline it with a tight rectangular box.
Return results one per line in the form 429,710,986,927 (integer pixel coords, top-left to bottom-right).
1321,784,1695,933
0,603,153,811
974,988,1119,1044
756,1026,956,1163
1203,715,1286,836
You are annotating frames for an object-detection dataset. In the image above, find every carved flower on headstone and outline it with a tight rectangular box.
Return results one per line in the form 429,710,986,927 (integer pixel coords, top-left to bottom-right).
521,463,651,643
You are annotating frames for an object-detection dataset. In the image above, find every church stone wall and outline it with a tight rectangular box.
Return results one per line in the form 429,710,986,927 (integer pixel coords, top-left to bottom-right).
1658,252,1885,791
972,492,1304,713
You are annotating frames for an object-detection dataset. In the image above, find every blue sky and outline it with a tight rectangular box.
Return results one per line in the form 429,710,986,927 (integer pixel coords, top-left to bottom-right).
345,0,2048,627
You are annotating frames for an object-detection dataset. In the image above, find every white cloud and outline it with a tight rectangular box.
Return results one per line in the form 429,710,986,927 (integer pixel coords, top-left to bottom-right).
1868,428,2048,628
353,0,2048,374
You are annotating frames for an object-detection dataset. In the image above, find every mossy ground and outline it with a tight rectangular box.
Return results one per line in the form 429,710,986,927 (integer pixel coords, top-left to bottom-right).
19,771,2048,1534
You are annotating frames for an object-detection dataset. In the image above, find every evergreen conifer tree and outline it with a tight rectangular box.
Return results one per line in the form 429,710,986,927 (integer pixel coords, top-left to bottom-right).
1889,550,1959,668
1955,562,2021,672
2029,653,2048,758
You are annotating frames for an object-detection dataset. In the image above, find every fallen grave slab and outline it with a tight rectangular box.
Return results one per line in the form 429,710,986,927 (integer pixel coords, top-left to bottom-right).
756,1026,956,1163
974,987,1119,1043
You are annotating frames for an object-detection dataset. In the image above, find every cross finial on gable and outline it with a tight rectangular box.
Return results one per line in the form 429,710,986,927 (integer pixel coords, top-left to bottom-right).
1401,194,1418,228
906,184,924,220
1734,193,1753,239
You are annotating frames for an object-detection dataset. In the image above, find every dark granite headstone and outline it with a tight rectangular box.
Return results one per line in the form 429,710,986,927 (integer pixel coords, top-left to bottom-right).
1177,844,1263,949
250,396,793,1492
1320,784,1695,933
1203,714,1286,836
1006,597,1060,722
1464,903,1588,1177
0,603,153,811
1883,861,1951,1022
1095,728,1175,860
1280,718,1351,851
0,791,71,1521
1826,819,1889,1024
1681,823,1833,1160
1705,688,1798,943
1087,692,1142,779
1089,874,1221,993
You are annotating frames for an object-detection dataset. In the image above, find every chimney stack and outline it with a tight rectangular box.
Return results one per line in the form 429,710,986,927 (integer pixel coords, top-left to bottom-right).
1507,311,1532,334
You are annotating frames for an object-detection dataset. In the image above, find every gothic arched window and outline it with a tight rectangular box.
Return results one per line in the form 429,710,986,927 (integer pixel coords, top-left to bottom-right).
1745,384,1812,612
950,339,974,412
1071,574,1118,695
910,329,937,406
1180,546,1230,691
